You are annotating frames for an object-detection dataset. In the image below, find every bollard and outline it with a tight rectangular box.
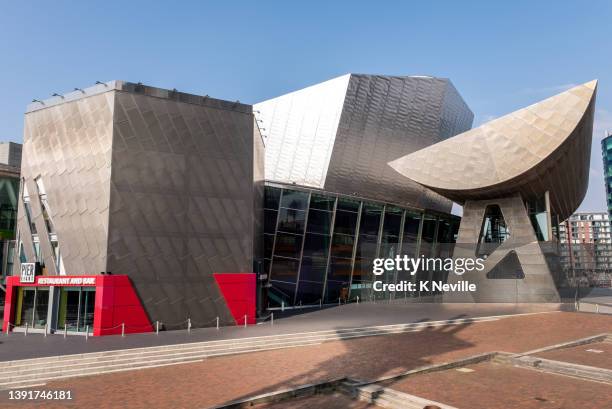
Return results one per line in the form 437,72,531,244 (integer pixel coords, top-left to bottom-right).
244,314,247,328
216,316,219,330
187,318,191,334
281,301,285,312
319,298,322,309
121,323,125,337
356,295,359,304
85,326,89,341
5,322,9,336
338,297,341,306
596,304,600,314
64,324,67,338
25,322,28,336
44,323,48,337
156,321,159,335
271,312,274,326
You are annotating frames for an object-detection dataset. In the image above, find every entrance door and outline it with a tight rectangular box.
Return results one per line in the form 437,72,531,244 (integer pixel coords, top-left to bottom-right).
15,287,49,328
57,287,95,333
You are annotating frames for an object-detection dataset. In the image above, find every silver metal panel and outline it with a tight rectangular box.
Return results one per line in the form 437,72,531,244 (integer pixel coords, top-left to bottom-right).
324,75,473,212
254,74,351,188
16,92,114,275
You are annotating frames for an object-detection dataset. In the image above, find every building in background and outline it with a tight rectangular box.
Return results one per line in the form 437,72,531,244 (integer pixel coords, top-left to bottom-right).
0,143,21,306
559,212,612,288
601,133,612,221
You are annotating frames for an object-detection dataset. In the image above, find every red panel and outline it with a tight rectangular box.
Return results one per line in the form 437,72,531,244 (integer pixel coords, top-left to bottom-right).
94,275,152,336
213,273,256,325
2,276,18,332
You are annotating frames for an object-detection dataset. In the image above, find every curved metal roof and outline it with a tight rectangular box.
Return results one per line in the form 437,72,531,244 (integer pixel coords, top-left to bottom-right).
389,81,597,220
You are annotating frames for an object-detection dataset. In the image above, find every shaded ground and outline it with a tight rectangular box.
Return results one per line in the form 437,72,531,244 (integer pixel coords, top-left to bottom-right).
252,391,381,409
0,312,610,409
390,360,612,409
535,340,612,370
0,302,560,362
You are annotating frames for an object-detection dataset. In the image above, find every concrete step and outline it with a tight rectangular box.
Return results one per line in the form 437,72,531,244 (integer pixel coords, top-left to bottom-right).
0,315,503,389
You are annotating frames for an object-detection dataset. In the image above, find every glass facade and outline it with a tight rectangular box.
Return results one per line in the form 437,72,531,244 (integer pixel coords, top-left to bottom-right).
602,133,612,222
263,184,460,307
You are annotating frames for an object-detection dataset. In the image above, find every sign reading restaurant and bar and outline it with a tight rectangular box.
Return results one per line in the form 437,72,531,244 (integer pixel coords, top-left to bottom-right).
17,272,96,286
19,263,36,283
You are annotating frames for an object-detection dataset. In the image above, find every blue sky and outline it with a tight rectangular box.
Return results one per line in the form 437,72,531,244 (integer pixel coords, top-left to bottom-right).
1,1,611,211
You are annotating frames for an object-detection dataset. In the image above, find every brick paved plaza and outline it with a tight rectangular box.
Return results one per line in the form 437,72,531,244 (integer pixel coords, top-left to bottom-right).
0,310,611,409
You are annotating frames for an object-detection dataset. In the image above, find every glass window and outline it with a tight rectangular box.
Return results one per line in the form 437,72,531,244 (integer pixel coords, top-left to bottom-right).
264,209,278,234
264,233,274,259
273,233,303,259
299,256,327,282
295,281,324,304
352,257,374,283
382,208,402,237
328,257,352,282
324,280,347,303
355,233,378,259
270,257,299,282
331,234,355,258
302,233,330,259
359,204,382,236
307,209,332,235
280,189,309,210
337,198,360,212
309,194,335,211
277,208,306,234
264,186,281,209
268,281,296,307
402,212,421,256
333,210,358,235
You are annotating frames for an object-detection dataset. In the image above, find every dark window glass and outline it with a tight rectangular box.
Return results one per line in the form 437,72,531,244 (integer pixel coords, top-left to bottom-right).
277,208,306,234
328,257,352,282
437,219,451,243
421,217,437,243
264,259,271,275
352,258,374,283
268,280,295,307
324,280,347,303
302,233,330,259
298,256,327,282
273,233,303,259
270,257,299,282
379,239,400,259
310,194,335,211
295,281,324,304
334,210,358,235
359,205,382,236
265,186,281,209
280,190,309,210
331,234,355,258
403,212,421,243
356,234,378,259
264,209,278,234
264,233,274,259
307,209,332,235
382,208,402,237
337,198,360,212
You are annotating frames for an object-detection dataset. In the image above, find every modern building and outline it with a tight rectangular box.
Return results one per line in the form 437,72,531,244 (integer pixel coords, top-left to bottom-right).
2,75,597,334
601,133,612,221
3,81,264,335
390,81,597,302
2,74,474,335
255,74,474,307
559,212,612,287
0,143,21,306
